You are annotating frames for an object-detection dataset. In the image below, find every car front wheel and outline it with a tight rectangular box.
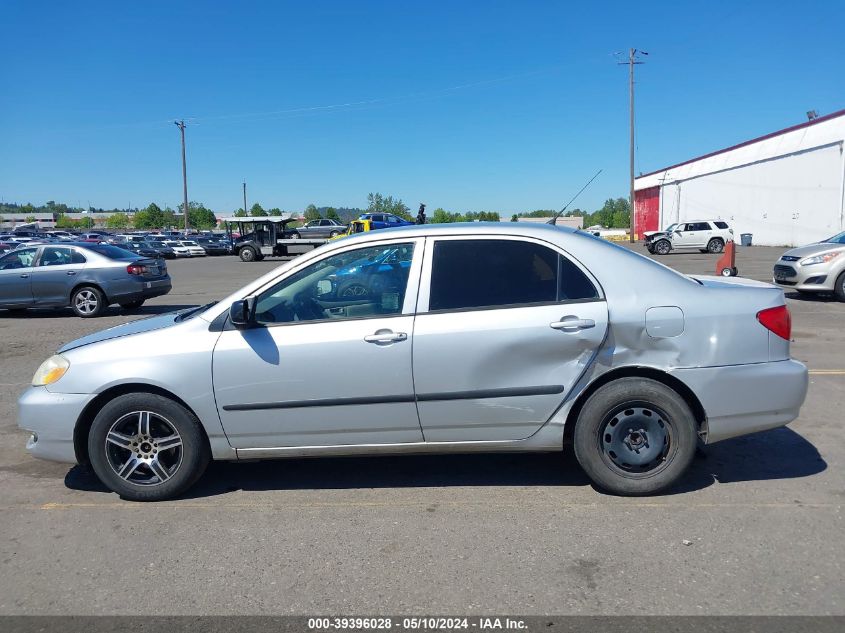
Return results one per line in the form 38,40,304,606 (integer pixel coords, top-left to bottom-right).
834,271,845,302
574,377,697,496
87,393,210,501
239,246,257,262
654,240,671,255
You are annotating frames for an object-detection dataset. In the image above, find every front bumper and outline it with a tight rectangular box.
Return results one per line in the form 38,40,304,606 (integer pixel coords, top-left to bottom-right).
18,386,96,463
675,359,808,443
773,260,835,292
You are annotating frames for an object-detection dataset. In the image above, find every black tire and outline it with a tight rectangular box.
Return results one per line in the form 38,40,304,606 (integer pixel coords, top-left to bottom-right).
654,239,671,255
329,230,339,238
834,271,845,302
239,246,257,262
573,377,697,496
707,238,725,253
87,393,210,502
119,299,145,310
720,267,733,277
70,285,106,318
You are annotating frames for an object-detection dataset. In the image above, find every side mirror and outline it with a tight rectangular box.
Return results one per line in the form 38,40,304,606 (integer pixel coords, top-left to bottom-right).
229,297,257,328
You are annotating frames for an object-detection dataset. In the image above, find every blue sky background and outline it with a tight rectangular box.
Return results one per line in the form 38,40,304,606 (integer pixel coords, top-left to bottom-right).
1,0,843,214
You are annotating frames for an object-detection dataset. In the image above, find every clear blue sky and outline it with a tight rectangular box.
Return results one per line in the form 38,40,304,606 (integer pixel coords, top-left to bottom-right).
1,0,842,214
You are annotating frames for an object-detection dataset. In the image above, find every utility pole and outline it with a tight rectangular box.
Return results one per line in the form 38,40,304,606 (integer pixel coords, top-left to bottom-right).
618,48,647,242
174,120,189,232
243,182,247,216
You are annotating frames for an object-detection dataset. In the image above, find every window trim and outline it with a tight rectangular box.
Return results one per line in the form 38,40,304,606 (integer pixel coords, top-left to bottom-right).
416,234,604,314
245,236,427,329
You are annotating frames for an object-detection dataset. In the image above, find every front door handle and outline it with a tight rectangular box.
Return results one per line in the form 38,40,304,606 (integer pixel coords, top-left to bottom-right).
550,317,596,332
20,273,29,279
364,330,408,344
66,271,77,276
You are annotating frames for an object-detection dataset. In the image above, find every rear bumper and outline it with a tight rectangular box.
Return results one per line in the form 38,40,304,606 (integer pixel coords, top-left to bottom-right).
108,277,172,304
18,386,94,463
674,359,808,443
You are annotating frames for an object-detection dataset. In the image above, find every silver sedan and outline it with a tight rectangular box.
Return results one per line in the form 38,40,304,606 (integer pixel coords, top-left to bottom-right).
18,223,808,500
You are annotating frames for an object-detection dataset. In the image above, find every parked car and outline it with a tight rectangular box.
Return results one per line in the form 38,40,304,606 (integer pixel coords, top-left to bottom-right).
0,242,14,254
79,233,106,243
17,223,807,501
358,213,415,230
644,221,734,255
118,241,164,259
146,241,177,259
163,241,192,257
773,230,845,301
0,242,171,317
176,240,207,257
330,219,374,241
194,237,230,256
291,218,347,239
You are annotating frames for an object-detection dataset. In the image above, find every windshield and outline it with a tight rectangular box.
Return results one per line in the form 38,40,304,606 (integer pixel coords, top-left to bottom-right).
822,231,845,244
664,223,678,233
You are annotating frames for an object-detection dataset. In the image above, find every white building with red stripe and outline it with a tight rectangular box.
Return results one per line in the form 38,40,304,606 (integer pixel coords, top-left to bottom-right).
633,109,845,247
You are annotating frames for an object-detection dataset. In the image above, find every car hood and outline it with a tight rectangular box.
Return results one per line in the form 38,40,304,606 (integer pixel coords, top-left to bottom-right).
780,242,845,259
643,230,667,238
58,312,181,353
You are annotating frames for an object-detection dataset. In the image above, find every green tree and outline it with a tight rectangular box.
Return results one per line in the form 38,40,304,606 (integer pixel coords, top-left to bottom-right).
162,206,176,228
234,208,248,217
105,212,130,229
325,207,340,221
55,214,77,229
250,203,267,217
25,215,37,223
304,204,321,222
366,193,412,220
511,214,519,222
268,207,283,216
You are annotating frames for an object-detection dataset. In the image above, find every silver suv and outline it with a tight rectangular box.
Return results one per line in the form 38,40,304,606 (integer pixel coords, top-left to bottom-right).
644,220,734,255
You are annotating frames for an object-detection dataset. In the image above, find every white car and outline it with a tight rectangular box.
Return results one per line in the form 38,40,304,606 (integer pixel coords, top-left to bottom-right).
644,221,734,255
164,241,191,257
177,240,207,257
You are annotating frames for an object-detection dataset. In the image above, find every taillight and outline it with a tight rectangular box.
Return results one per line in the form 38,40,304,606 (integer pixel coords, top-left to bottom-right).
757,305,791,340
126,263,147,275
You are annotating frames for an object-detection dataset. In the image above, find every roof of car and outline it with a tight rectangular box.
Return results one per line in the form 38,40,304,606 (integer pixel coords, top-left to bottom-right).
338,221,579,246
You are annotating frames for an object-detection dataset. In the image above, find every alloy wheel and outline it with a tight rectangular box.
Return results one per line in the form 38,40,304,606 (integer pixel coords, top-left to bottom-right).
104,411,183,486
74,290,99,315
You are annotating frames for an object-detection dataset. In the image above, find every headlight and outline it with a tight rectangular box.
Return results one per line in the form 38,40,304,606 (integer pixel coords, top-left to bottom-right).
800,251,842,266
32,355,70,386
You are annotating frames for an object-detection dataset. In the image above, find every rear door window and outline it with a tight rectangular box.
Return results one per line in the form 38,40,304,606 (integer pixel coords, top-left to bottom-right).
428,239,598,311
37,247,73,266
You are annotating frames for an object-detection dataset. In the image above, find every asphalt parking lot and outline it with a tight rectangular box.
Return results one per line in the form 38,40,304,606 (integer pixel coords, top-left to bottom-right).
0,244,842,615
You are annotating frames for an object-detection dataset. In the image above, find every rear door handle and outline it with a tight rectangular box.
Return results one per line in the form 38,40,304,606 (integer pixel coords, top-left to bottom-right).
550,317,595,332
66,271,76,276
364,330,408,344
20,273,29,278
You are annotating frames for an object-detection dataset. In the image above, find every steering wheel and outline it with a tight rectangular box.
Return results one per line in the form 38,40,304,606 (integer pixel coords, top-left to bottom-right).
292,291,324,321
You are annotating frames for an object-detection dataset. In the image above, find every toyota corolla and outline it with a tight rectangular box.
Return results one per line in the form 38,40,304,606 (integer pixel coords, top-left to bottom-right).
18,223,808,501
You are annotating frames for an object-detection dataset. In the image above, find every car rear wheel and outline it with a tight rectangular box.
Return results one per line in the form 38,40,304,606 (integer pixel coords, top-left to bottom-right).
239,246,257,262
834,271,845,302
120,299,145,310
707,238,725,253
654,240,671,255
88,393,210,501
71,285,106,318
574,377,697,496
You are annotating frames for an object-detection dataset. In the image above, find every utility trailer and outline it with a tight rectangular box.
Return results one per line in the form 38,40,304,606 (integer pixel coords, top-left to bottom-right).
220,216,327,262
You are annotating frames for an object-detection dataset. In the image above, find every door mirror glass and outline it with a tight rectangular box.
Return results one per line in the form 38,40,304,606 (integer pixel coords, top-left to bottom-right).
229,297,257,328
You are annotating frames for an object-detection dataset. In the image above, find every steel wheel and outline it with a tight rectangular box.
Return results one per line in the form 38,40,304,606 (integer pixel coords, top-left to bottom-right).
598,404,674,477
104,411,183,486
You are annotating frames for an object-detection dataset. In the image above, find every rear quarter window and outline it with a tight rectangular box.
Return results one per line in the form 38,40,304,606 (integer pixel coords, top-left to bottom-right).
713,221,729,229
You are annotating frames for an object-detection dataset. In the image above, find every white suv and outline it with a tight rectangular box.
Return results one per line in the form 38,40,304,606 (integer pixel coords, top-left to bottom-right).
644,220,734,255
